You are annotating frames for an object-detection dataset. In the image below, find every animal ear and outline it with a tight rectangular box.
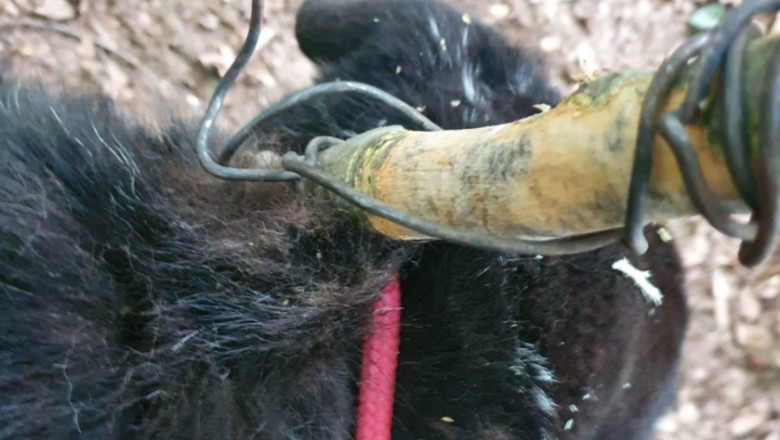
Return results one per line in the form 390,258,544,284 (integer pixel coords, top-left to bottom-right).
294,0,386,64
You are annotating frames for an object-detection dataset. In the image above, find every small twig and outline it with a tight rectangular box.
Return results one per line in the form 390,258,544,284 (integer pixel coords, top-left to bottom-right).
0,17,140,69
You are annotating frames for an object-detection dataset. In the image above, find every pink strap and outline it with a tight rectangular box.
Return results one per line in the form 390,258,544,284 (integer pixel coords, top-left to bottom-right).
354,275,402,440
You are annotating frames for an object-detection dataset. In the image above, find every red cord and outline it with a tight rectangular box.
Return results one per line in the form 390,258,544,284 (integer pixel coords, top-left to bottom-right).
354,275,402,440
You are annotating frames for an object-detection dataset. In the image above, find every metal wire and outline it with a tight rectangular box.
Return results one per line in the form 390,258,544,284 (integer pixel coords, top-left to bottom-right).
281,154,624,255
624,33,712,255
739,36,780,266
721,25,761,210
196,0,299,182
624,0,780,267
288,136,623,254
194,0,622,255
216,82,442,166
197,0,780,263
196,0,441,183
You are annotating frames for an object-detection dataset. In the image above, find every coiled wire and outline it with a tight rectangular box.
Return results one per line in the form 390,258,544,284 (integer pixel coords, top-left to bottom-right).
624,0,780,267
196,0,780,264
195,0,621,256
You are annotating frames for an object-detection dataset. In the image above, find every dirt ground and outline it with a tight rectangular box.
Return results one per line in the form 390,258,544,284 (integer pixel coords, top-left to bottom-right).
1,0,779,439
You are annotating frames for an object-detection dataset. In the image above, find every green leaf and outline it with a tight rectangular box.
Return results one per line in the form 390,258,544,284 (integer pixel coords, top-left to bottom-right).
688,3,727,32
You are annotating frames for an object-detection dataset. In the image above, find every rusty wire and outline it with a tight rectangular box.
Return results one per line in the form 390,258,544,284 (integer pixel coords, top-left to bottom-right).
624,0,780,267
197,0,780,262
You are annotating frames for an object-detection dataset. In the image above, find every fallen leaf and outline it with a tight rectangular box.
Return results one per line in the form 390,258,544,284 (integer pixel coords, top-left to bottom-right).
33,0,77,21
200,13,220,31
199,44,237,76
729,399,771,437
687,3,726,32
489,3,510,19
1,1,21,16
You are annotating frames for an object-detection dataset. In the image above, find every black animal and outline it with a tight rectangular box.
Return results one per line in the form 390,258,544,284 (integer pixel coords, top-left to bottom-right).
0,0,686,439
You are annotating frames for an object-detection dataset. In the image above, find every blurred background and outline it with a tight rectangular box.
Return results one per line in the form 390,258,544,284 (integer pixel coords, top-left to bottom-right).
1,0,778,438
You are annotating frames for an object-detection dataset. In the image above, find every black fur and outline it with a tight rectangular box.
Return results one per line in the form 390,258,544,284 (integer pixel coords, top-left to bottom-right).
0,0,686,439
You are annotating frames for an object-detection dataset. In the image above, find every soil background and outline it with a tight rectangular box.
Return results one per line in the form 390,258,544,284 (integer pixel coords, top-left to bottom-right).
1,0,779,439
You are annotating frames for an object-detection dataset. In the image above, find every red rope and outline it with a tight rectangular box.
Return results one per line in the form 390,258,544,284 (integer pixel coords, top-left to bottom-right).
354,275,402,440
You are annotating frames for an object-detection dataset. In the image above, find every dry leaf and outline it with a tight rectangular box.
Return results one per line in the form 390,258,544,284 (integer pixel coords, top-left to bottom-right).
198,44,237,76
33,0,76,21
1,1,21,16
712,268,735,332
199,13,220,31
738,288,763,322
103,60,128,99
489,3,510,19
729,399,771,437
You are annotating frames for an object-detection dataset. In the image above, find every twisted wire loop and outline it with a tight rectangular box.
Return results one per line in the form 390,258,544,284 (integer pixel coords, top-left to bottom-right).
196,0,441,183
197,0,780,260
196,0,621,255
624,0,780,267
